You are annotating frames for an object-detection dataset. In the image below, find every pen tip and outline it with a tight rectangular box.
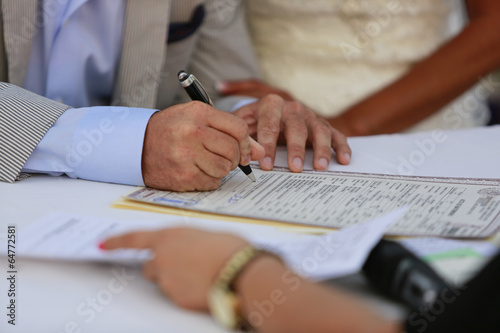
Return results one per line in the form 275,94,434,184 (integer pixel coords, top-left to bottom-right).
249,173,256,182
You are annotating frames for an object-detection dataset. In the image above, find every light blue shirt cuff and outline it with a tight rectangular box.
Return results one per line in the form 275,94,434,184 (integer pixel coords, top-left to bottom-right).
23,107,157,186
230,98,257,112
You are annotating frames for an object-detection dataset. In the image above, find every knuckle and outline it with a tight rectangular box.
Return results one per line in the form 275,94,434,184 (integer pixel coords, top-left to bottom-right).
227,141,240,161
261,121,281,137
287,101,303,114
178,169,197,184
212,159,233,179
220,160,233,176
292,124,308,138
178,123,198,138
262,93,284,105
197,179,220,191
234,117,249,138
312,121,331,135
171,146,192,163
317,146,333,156
190,100,211,112
288,145,305,157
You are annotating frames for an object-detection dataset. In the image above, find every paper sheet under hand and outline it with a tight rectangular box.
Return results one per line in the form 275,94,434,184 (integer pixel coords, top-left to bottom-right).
6,208,405,280
253,208,407,281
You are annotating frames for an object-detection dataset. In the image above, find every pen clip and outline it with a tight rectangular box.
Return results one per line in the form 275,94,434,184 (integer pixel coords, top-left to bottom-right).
191,75,214,107
179,71,214,107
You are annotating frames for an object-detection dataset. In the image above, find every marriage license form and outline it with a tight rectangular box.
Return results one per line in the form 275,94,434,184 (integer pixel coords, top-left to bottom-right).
125,169,500,238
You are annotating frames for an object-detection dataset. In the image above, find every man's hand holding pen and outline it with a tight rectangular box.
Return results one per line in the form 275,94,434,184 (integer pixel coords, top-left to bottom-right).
141,102,265,192
141,94,352,192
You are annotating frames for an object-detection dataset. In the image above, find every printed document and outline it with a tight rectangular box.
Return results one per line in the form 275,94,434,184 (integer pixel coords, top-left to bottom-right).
125,168,500,238
8,209,405,280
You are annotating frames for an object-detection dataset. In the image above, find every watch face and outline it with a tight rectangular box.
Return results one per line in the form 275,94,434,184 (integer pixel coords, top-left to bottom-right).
208,287,238,329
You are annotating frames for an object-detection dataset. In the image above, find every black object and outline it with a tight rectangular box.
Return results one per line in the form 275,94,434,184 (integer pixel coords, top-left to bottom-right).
405,252,500,333
364,239,500,332
363,239,452,312
178,70,213,105
487,98,500,126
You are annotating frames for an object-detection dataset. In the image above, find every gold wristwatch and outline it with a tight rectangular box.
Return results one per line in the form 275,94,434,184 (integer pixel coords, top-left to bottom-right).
208,245,261,330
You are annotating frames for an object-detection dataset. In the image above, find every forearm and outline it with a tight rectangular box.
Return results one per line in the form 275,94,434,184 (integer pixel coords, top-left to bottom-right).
332,8,500,136
235,256,401,333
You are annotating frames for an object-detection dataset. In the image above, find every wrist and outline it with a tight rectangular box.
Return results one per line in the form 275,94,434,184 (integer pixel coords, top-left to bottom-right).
330,113,374,137
233,254,289,330
208,245,272,330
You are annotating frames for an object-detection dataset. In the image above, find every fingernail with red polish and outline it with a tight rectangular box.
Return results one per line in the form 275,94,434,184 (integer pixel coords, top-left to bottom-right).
98,242,107,250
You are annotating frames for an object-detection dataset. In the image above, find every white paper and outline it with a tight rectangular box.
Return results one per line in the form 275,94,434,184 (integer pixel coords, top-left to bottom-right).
12,213,163,263
254,208,407,281
267,126,500,179
5,209,405,280
126,169,500,238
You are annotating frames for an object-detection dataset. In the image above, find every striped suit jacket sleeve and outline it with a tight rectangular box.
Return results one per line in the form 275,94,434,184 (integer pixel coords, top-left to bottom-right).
0,82,70,183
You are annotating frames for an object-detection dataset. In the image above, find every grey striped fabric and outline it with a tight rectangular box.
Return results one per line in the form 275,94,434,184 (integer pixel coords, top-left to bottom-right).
1,0,37,86
0,0,6,82
112,0,171,108
0,83,69,183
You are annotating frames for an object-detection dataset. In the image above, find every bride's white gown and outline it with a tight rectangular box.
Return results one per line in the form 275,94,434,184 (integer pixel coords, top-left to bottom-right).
245,0,489,132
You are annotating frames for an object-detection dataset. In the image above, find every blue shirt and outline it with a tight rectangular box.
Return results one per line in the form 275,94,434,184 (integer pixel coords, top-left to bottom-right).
22,0,156,185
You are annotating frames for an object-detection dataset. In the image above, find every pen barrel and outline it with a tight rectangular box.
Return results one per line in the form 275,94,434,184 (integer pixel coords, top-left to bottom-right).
238,164,252,176
184,84,210,104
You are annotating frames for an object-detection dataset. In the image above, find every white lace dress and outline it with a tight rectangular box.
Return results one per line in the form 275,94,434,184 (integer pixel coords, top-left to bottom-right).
245,0,490,132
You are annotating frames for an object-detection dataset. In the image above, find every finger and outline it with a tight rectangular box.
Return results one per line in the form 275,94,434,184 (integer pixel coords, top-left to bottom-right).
202,106,253,165
175,165,222,191
256,95,285,170
250,137,265,162
330,127,352,165
282,101,308,172
196,149,236,179
308,118,334,171
203,127,240,169
233,103,258,137
102,231,157,250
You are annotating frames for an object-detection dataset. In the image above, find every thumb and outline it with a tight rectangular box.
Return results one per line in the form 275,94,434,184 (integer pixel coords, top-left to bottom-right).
250,137,265,161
